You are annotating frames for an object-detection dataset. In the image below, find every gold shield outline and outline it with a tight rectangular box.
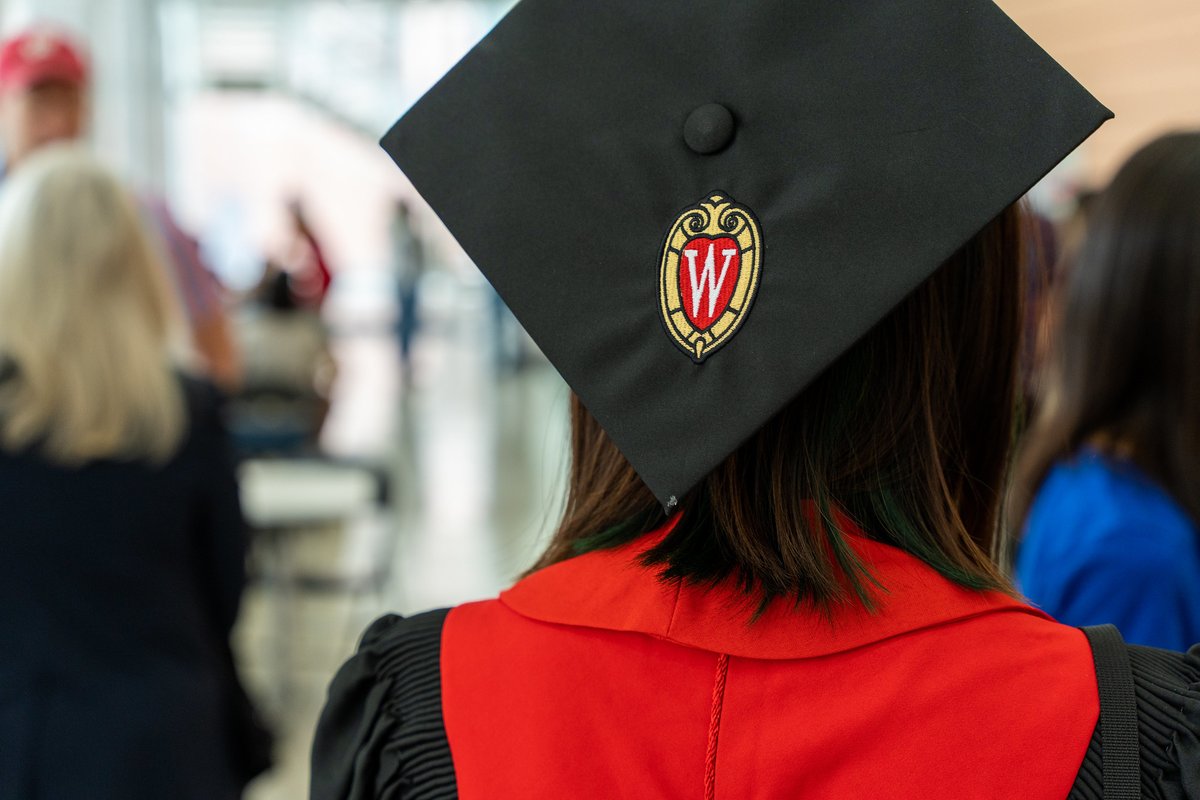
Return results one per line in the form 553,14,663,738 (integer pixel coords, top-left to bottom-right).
658,192,763,363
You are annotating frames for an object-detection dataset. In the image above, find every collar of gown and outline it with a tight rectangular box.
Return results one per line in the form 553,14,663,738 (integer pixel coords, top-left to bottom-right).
500,514,1048,660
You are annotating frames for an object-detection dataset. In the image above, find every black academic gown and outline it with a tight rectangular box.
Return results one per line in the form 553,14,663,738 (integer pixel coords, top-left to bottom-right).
311,524,1200,799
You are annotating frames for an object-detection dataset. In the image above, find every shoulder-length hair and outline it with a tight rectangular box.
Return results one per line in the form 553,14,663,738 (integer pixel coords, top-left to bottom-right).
0,145,187,464
532,203,1027,610
1012,131,1200,528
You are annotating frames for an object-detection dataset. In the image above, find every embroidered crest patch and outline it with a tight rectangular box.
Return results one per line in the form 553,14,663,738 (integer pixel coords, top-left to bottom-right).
659,193,763,363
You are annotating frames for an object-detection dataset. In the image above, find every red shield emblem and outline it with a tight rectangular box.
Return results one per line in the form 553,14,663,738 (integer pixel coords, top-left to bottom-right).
678,236,741,331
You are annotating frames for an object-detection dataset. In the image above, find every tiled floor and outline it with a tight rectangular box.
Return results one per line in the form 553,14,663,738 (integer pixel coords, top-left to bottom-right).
239,288,568,799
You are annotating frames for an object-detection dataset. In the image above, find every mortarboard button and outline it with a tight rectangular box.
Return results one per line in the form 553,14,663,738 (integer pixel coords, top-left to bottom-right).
683,104,735,155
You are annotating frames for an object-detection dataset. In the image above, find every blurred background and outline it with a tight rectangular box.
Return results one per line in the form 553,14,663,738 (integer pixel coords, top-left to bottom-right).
0,0,1196,797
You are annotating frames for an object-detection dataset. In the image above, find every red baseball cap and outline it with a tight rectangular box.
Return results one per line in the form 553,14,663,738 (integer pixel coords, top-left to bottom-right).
0,29,89,93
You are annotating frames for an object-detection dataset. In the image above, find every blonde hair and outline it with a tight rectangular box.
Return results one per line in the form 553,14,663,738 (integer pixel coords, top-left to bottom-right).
0,145,187,463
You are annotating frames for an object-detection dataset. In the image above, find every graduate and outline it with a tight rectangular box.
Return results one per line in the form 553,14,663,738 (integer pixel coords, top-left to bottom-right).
312,1,1200,797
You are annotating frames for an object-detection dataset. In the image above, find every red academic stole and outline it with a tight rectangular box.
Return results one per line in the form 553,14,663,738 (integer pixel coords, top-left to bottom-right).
441,524,1098,799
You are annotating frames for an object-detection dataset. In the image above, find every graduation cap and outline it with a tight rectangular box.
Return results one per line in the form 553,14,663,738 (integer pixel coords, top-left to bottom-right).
382,0,1110,508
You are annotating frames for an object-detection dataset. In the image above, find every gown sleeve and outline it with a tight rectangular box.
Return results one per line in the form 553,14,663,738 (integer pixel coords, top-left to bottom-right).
1068,643,1200,799
1147,644,1200,800
310,610,456,800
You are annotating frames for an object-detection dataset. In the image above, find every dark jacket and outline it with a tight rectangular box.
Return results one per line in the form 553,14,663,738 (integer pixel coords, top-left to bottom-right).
0,377,255,800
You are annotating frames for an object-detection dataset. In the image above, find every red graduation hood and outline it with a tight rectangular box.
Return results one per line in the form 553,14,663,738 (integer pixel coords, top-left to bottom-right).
500,515,1049,659
442,517,1098,799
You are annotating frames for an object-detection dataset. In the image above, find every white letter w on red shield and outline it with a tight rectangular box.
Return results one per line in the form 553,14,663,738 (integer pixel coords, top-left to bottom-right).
683,242,739,320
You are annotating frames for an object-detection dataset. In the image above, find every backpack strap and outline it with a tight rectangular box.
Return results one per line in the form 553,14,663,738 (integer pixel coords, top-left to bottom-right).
1081,624,1142,800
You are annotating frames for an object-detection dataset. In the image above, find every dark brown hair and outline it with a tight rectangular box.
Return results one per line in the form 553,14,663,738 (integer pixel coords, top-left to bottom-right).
532,204,1028,610
1012,131,1200,529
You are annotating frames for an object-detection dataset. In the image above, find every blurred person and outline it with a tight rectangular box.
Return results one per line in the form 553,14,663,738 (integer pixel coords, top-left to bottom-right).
1026,190,1099,408
0,145,270,799
391,199,426,380
490,287,528,373
230,266,335,455
285,198,334,309
1057,187,1101,269
1013,132,1200,652
312,3,1199,799
0,26,242,390
1021,211,1060,405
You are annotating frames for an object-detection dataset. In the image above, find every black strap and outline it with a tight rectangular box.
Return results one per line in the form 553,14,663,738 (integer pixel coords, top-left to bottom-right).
1082,625,1142,800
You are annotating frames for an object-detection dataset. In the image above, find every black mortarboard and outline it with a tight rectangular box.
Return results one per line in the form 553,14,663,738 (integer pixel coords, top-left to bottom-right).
382,0,1110,507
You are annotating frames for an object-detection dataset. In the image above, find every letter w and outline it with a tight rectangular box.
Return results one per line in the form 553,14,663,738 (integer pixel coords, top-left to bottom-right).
684,243,738,319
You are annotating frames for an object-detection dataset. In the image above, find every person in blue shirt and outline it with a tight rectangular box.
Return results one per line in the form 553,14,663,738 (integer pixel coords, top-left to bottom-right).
1017,449,1200,651
1013,131,1200,651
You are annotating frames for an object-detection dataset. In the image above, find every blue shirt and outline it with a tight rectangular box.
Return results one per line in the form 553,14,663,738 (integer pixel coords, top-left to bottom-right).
1017,450,1200,651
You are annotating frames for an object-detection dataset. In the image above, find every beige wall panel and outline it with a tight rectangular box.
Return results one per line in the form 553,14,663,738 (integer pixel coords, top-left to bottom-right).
998,0,1200,185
